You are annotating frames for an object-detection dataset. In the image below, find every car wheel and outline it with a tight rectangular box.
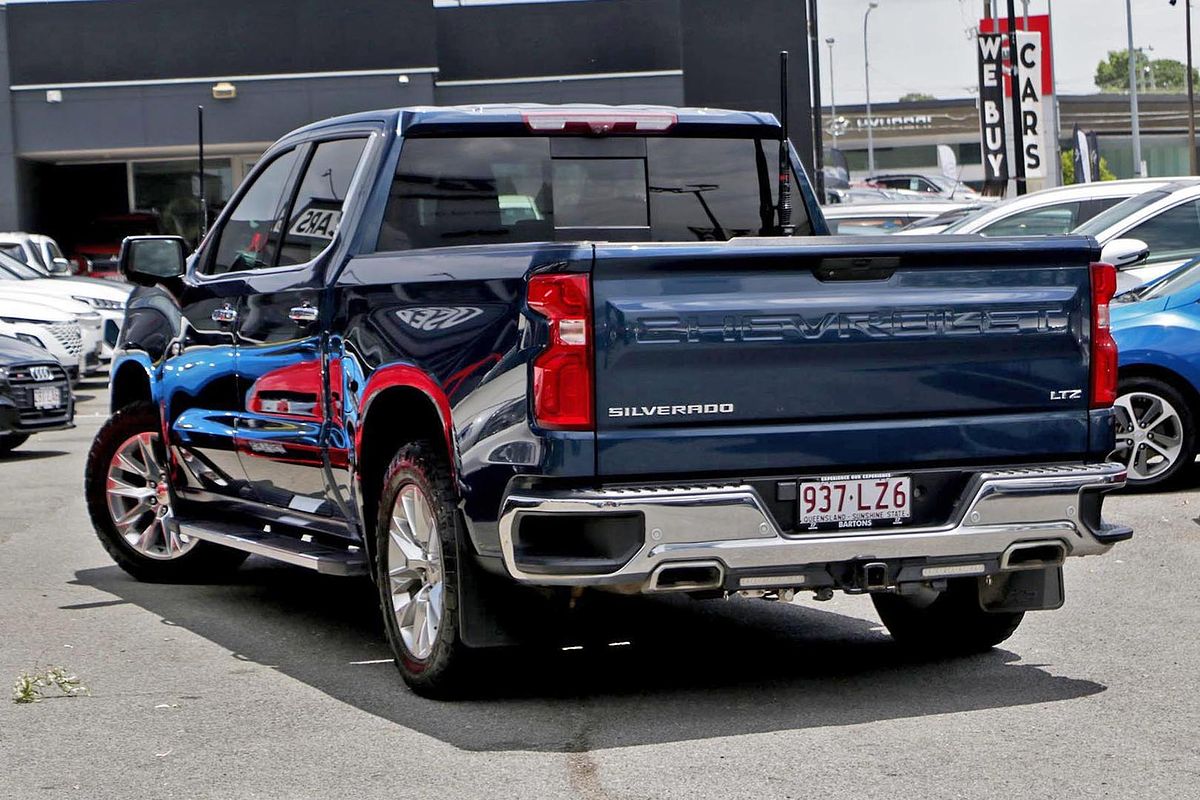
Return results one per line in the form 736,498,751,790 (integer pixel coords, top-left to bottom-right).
1111,377,1196,488
0,433,30,455
375,440,471,697
84,402,248,582
872,578,1024,654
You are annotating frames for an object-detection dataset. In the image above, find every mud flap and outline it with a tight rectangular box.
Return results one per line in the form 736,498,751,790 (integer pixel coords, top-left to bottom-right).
978,567,1065,613
457,544,557,648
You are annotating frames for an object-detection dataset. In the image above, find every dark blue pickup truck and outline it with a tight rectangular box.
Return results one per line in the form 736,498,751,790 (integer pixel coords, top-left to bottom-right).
85,105,1131,696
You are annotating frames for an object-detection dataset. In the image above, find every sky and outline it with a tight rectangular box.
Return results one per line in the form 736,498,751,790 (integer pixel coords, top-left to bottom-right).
820,0,1197,104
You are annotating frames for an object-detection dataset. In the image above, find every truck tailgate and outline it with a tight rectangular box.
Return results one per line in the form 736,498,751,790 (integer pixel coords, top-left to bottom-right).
592,236,1099,477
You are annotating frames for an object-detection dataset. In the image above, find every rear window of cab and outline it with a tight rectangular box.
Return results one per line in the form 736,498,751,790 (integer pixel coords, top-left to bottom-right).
375,136,810,251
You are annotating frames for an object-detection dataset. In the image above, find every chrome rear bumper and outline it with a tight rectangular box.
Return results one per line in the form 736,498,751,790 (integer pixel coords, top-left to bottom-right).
497,463,1130,590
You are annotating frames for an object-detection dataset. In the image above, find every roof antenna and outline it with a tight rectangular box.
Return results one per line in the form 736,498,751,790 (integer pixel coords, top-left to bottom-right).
197,105,208,241
778,51,795,236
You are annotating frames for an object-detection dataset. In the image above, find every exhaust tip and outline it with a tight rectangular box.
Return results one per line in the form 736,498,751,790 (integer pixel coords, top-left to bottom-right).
648,561,724,593
1001,540,1067,571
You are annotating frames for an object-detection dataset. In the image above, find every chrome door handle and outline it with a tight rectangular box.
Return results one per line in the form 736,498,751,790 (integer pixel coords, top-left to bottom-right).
289,305,319,324
211,305,238,324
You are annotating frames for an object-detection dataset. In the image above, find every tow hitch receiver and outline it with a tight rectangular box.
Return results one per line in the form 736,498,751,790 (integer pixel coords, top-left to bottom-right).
862,562,890,592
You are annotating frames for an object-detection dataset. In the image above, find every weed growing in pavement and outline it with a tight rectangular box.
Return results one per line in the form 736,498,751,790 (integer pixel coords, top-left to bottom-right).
11,666,89,704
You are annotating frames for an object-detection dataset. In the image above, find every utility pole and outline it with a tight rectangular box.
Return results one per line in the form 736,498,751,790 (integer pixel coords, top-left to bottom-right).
1006,0,1027,194
1185,0,1198,174
864,2,879,175
1126,0,1144,175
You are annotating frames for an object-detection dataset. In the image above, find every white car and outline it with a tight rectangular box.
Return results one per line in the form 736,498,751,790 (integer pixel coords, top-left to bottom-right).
1073,181,1200,293
0,251,128,362
0,283,102,376
935,178,1193,238
0,232,72,276
823,202,972,235
0,298,87,380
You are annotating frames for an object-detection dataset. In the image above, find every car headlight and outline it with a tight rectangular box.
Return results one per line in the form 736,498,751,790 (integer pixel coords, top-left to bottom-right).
16,333,45,349
72,295,125,311
0,365,7,381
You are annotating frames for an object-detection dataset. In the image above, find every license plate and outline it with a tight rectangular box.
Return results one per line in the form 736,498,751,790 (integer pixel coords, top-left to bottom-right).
798,475,911,528
32,386,61,409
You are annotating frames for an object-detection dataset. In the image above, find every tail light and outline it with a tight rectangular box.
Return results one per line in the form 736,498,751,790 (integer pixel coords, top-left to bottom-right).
1090,262,1118,408
528,273,593,430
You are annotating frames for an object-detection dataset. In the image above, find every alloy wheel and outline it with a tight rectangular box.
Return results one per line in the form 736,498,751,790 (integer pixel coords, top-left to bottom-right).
105,431,195,559
1112,391,1185,482
387,483,444,661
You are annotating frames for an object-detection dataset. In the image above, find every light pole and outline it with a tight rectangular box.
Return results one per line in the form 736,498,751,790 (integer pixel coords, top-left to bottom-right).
826,37,837,135
1171,0,1197,175
1126,0,1144,176
864,2,879,175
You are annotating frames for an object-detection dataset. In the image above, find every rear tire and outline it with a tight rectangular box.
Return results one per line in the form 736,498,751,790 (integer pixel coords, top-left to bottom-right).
85,402,248,582
1111,376,1196,489
0,433,29,455
872,578,1023,655
375,440,472,698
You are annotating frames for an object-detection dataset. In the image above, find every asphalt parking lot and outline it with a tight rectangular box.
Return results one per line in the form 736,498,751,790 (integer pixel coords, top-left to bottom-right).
1,380,1198,800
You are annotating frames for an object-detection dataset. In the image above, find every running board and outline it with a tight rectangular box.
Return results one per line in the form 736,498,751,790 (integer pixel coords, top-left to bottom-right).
178,519,369,577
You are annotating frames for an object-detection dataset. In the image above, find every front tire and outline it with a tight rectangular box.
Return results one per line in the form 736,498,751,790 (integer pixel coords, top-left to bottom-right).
375,440,471,697
0,433,29,455
1111,377,1195,488
84,402,247,582
872,578,1023,655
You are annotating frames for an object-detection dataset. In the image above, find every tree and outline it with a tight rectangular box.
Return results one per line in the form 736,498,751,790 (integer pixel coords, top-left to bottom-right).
1061,150,1117,184
1095,49,1199,92
899,92,935,102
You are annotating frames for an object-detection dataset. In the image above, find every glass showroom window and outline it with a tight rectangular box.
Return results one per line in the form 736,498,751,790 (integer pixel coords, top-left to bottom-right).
131,159,234,247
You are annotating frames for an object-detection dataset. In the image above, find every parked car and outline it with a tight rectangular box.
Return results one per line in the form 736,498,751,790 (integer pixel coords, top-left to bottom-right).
823,202,970,235
1073,180,1200,293
894,204,984,235
0,333,74,455
0,277,102,376
1110,256,1200,487
0,297,86,381
0,232,73,276
864,173,981,201
72,213,163,278
89,104,1129,696
0,252,129,363
937,178,1188,240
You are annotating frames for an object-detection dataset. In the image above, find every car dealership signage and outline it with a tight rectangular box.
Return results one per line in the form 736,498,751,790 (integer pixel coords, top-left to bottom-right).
978,14,1057,189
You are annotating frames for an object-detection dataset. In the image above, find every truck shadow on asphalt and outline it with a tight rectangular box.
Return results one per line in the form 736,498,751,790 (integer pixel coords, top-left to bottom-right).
72,560,1105,753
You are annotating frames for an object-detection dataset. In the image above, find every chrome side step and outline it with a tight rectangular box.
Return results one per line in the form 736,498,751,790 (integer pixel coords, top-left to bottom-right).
178,519,369,577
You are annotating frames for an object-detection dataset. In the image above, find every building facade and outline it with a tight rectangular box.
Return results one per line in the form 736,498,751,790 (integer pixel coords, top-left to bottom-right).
826,93,1200,189
0,0,812,252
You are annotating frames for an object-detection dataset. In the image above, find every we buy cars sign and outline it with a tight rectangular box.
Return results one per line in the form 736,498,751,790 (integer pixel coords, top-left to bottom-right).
978,14,1055,180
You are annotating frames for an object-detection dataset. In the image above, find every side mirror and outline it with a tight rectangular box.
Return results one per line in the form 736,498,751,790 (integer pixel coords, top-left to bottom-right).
1100,238,1150,269
119,236,187,286
49,257,72,276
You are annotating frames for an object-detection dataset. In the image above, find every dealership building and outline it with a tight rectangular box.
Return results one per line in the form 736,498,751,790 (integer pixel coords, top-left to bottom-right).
826,93,1200,188
0,0,815,254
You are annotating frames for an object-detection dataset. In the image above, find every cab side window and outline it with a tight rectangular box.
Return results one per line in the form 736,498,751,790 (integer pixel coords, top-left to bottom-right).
277,137,369,267
207,149,299,275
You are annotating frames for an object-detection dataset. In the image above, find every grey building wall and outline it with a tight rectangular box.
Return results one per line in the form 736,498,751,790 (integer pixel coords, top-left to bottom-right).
12,74,437,157
0,8,20,229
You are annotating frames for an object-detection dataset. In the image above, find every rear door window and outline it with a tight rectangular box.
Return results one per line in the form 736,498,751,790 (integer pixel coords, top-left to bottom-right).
277,137,369,267
1123,199,1200,264
979,203,1081,236
376,136,805,251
